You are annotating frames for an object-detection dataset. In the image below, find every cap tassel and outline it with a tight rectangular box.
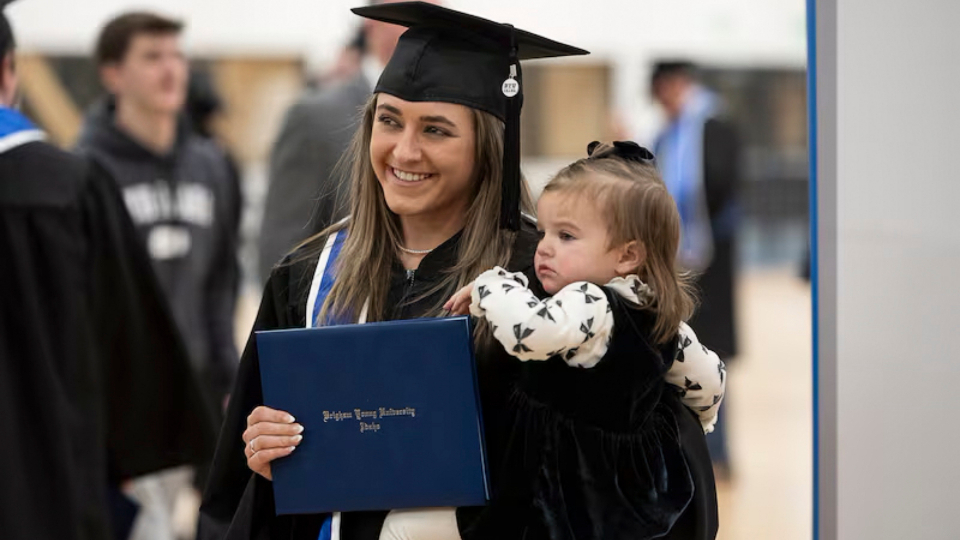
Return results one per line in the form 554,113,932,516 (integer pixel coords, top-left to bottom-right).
500,40,523,231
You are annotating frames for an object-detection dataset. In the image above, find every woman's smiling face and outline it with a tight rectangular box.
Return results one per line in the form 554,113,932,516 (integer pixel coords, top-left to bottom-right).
370,93,477,223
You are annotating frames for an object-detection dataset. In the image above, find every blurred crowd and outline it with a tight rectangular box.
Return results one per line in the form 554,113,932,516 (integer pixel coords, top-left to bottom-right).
0,0,810,538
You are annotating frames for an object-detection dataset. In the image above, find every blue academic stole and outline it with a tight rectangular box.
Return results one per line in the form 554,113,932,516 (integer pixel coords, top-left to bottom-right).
305,228,346,540
0,107,44,155
306,229,348,329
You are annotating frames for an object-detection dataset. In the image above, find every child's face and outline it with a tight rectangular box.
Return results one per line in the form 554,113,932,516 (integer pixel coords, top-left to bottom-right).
534,191,629,295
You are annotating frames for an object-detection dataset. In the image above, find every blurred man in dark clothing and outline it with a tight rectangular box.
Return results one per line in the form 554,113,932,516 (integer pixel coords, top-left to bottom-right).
652,61,741,478
77,14,241,413
75,12,241,539
185,66,244,292
0,4,216,539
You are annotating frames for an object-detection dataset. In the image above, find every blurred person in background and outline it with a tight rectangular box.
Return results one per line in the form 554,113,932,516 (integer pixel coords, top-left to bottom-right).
0,2,216,539
651,60,741,480
185,67,243,274
75,12,241,540
184,65,244,495
312,26,366,89
257,0,436,283
184,65,243,294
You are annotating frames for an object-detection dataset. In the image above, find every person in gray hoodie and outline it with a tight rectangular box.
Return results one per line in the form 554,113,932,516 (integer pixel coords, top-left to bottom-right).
75,12,240,540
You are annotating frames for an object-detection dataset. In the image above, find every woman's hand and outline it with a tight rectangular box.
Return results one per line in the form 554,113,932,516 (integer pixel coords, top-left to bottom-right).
444,282,474,315
243,406,303,481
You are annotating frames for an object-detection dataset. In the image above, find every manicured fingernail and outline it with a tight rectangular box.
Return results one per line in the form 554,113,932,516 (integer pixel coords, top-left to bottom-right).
292,435,303,443
286,414,295,423
288,446,297,452
294,424,304,434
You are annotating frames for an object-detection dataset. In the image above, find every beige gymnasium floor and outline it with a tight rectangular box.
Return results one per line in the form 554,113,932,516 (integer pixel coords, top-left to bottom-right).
716,269,812,540
228,268,813,540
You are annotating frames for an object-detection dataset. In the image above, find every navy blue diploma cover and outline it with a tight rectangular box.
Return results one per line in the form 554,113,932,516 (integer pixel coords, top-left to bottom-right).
256,316,490,515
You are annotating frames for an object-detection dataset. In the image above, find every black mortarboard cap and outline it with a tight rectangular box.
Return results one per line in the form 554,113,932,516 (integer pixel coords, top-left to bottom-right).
0,0,17,55
351,1,588,230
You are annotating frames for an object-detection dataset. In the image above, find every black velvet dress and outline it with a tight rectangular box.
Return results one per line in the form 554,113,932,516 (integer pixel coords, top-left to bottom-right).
458,290,717,540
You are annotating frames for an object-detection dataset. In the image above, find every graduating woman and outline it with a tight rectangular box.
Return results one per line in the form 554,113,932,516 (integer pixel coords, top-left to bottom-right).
199,3,716,540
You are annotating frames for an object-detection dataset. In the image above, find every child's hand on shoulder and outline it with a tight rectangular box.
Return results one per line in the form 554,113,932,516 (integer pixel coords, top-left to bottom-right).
444,282,474,316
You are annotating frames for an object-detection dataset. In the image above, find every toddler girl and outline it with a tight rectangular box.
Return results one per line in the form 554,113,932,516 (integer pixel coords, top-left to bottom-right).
446,141,724,539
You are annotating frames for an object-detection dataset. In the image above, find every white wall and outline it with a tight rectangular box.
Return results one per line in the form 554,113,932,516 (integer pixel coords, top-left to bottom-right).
820,0,960,537
7,0,805,138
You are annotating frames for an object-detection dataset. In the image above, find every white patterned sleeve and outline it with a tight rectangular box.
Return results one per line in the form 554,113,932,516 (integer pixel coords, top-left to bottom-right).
664,322,726,433
470,267,614,368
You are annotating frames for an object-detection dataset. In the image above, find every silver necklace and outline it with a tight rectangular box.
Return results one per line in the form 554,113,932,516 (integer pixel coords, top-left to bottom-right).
398,245,435,255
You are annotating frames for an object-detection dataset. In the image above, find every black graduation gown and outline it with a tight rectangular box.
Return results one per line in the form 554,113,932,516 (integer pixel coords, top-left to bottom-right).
199,224,716,540
198,226,539,540
0,142,218,540
689,119,740,360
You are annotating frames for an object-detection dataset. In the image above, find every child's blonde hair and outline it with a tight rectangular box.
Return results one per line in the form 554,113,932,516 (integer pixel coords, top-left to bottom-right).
543,142,696,344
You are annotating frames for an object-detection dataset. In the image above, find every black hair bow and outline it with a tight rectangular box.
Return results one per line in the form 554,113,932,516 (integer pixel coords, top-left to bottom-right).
586,140,656,165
